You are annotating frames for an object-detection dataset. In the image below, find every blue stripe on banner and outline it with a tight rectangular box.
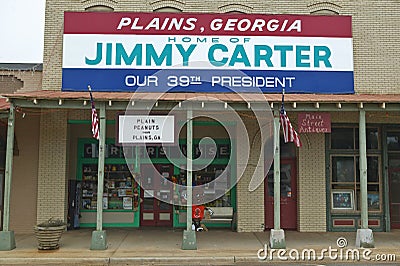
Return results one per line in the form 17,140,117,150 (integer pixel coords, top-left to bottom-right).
62,68,354,94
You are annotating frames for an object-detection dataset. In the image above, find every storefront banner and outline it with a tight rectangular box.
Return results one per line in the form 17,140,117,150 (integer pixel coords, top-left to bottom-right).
118,115,174,144
62,12,354,94
298,112,331,133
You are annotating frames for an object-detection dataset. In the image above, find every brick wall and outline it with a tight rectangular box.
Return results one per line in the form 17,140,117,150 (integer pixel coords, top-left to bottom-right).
36,110,68,224
0,76,23,94
0,70,42,93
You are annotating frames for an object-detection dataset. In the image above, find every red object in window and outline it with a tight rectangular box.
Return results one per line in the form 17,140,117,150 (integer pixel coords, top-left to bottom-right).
192,205,205,220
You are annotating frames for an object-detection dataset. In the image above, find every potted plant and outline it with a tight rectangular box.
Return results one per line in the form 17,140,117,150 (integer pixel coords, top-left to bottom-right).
34,218,66,250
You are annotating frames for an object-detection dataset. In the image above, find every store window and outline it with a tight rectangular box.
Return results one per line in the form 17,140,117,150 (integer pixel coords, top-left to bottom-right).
80,142,137,211
329,127,382,212
81,163,136,210
330,128,379,150
179,163,232,207
78,138,234,212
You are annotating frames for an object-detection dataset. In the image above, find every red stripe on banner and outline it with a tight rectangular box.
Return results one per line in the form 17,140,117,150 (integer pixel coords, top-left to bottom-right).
64,12,352,37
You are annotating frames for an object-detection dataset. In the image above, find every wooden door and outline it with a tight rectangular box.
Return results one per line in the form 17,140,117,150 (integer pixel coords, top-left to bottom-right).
265,159,297,230
140,164,173,227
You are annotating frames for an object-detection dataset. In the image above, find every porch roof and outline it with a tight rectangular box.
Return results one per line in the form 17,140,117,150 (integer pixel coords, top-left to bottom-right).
3,90,400,103
2,90,400,111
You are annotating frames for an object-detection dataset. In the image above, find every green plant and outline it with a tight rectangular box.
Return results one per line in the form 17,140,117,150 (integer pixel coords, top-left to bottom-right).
37,218,66,228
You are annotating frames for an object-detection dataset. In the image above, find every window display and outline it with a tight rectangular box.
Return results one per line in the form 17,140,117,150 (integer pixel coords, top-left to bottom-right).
81,163,137,211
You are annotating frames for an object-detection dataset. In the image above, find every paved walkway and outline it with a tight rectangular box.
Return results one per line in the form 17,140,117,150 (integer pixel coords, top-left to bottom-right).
1,228,400,265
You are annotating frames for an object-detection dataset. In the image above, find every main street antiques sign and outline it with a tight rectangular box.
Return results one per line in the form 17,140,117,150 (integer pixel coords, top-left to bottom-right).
118,115,174,144
298,112,331,133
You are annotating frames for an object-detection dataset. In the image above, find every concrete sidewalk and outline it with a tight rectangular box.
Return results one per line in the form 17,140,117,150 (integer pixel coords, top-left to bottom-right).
0,228,399,265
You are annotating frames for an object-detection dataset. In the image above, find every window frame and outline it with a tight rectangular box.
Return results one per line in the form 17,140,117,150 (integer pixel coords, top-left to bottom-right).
328,125,383,214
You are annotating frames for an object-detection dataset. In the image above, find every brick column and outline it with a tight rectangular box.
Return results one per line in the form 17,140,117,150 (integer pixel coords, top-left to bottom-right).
36,110,68,224
298,133,326,232
236,116,265,232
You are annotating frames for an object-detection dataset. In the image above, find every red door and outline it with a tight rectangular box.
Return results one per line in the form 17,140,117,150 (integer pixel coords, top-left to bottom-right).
389,168,400,229
265,159,297,230
140,164,173,227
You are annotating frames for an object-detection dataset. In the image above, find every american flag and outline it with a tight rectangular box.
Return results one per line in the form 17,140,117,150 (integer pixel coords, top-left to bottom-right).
280,91,301,147
88,86,99,140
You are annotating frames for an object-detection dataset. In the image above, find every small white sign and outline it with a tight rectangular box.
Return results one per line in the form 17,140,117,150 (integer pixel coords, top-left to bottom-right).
118,115,174,144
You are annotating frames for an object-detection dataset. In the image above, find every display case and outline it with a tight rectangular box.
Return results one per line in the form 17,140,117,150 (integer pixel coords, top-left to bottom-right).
81,163,137,211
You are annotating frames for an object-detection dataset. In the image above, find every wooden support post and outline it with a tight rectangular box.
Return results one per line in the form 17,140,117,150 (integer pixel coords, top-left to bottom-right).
273,111,281,230
182,107,196,250
0,103,16,251
356,109,374,248
187,109,193,232
269,109,285,249
359,109,368,229
91,102,107,250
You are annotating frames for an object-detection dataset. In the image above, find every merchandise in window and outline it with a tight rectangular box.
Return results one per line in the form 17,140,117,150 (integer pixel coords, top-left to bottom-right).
177,164,232,208
81,163,137,210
